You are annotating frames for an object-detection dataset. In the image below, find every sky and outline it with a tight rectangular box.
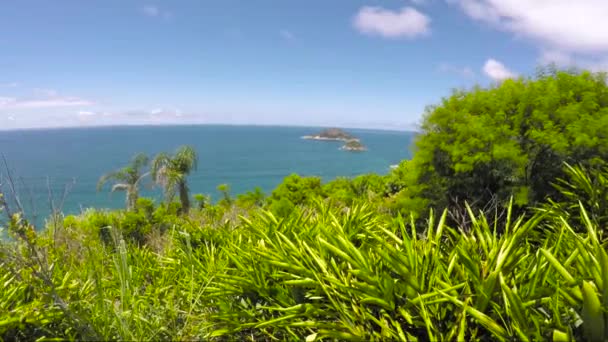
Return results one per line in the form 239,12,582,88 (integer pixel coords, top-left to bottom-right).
1,0,608,130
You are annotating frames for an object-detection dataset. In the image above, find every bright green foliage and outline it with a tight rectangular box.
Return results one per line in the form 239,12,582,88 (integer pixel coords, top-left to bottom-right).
193,193,211,209
6,68,608,341
236,187,266,208
216,183,233,207
97,153,149,211
408,69,608,215
548,162,608,234
4,196,608,341
152,146,198,213
267,174,323,216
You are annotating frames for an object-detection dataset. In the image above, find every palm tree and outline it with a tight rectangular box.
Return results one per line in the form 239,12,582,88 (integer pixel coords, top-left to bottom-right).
97,153,149,211
151,145,198,213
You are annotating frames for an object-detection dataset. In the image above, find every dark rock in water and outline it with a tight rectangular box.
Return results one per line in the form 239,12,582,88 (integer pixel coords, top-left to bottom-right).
340,139,367,152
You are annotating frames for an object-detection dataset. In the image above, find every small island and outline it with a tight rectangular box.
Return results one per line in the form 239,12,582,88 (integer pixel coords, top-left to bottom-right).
340,139,367,152
302,128,358,142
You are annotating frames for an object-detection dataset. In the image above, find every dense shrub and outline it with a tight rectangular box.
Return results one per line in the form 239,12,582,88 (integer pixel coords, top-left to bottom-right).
404,69,608,217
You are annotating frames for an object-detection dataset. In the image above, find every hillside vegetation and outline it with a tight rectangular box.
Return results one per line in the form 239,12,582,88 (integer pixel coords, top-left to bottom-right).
3,68,608,341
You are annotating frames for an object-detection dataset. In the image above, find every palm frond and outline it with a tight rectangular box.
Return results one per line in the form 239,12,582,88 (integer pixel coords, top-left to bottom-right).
174,145,198,173
97,170,128,191
111,183,130,193
151,152,171,182
131,153,149,171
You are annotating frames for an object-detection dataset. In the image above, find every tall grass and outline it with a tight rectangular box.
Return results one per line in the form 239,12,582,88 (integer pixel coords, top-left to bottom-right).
2,195,608,340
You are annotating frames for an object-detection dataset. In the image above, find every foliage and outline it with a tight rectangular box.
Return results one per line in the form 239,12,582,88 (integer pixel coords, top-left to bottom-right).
152,145,198,213
193,193,211,209
5,67,608,341
235,187,266,208
266,174,323,216
216,184,233,207
407,68,608,217
97,153,149,211
4,194,608,341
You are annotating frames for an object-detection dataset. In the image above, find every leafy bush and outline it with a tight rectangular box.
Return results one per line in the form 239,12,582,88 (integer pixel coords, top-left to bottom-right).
407,69,608,216
236,187,266,208
267,174,323,216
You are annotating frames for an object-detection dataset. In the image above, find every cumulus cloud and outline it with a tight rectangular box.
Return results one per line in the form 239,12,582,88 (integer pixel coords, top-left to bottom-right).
483,58,517,81
449,0,608,53
353,6,430,39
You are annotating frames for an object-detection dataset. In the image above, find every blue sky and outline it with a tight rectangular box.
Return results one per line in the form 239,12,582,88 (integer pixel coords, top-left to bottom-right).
1,0,607,130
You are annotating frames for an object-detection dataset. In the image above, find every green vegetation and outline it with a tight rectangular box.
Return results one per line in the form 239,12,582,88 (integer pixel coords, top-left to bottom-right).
3,68,608,341
403,68,608,219
340,139,367,152
152,145,198,213
97,153,149,211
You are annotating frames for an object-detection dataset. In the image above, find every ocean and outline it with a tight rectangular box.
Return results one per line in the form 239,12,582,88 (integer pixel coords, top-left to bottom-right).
0,125,415,221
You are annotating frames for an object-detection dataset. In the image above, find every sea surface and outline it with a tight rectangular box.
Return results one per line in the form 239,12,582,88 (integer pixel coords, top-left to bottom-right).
0,125,415,222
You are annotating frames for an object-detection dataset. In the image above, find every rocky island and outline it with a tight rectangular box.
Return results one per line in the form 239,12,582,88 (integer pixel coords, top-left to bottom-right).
340,139,368,152
303,128,367,152
302,128,358,141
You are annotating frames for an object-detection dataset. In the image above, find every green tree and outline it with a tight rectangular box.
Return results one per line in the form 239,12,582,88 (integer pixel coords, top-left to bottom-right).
403,68,608,218
97,153,149,211
151,146,198,213
267,174,323,216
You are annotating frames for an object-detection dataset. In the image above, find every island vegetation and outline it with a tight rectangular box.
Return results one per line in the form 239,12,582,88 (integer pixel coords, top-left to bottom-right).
302,127,357,141
303,128,368,152
340,139,367,151
4,68,608,341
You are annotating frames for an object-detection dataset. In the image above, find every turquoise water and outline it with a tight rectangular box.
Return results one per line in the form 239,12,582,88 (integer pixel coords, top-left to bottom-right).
0,125,414,220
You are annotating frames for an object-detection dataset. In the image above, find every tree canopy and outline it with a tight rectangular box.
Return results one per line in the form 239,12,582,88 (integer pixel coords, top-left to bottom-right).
402,68,608,215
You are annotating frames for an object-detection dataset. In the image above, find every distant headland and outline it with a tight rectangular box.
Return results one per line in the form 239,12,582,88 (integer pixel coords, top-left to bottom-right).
302,128,367,152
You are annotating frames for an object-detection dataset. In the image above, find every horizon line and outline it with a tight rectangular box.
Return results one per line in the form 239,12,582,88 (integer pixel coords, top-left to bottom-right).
0,122,420,134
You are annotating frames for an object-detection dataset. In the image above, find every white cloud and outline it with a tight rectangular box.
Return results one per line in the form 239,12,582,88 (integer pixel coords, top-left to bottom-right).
437,63,476,78
411,0,429,4
539,50,574,66
0,82,18,88
448,0,608,67
280,29,295,41
78,110,96,117
33,88,59,97
7,115,15,121
353,6,431,39
141,5,172,19
483,58,517,81
0,90,93,109
149,108,182,118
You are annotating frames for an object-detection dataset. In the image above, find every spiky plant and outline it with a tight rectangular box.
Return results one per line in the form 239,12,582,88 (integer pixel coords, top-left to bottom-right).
97,153,149,211
151,146,198,213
